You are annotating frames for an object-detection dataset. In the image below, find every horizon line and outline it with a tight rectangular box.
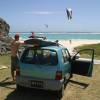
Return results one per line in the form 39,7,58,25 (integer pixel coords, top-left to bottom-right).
9,31,100,33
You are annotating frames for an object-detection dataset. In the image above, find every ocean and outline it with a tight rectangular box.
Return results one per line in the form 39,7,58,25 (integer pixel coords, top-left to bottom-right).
9,32,100,41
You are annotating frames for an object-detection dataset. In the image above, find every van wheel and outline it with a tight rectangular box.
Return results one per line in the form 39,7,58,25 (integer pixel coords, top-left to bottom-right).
64,77,67,89
57,84,64,98
70,73,73,78
16,84,24,91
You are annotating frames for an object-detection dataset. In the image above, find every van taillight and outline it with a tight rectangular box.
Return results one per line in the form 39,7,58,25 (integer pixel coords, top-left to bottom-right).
55,71,62,80
16,68,20,76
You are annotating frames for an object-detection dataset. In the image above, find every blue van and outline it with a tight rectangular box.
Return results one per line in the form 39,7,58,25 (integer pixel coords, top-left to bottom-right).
16,39,94,98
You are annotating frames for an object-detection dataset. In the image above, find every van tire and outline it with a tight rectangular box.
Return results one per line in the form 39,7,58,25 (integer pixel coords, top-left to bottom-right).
16,84,24,91
70,73,73,78
57,84,64,98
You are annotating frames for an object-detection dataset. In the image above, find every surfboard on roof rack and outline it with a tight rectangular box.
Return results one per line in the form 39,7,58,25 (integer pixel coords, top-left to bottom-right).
24,38,58,47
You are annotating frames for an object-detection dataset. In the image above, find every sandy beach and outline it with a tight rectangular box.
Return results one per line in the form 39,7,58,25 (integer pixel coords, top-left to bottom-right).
20,39,100,50
58,40,100,48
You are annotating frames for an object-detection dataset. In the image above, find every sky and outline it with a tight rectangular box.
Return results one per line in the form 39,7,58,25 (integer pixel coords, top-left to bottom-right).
0,0,100,32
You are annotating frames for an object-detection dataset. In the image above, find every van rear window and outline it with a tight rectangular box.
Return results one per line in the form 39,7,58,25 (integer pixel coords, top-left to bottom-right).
21,48,58,65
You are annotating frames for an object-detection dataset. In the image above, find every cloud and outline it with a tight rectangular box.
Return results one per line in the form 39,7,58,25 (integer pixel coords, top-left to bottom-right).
24,11,62,15
24,11,54,15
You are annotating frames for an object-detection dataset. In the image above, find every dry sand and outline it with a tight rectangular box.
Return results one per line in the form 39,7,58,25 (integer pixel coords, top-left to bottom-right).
59,40,100,48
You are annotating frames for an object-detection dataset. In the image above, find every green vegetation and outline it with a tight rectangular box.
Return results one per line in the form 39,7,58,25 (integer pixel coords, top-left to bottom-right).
75,43,100,59
0,54,11,66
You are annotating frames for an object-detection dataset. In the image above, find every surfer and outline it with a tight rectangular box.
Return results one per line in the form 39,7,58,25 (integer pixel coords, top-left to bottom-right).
29,32,46,40
69,39,72,44
11,34,24,81
11,34,21,81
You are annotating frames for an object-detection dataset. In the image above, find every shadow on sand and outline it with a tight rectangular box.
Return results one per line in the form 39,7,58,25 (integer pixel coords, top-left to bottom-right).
0,77,60,100
69,79,89,89
0,77,89,100
0,77,16,89
4,88,60,100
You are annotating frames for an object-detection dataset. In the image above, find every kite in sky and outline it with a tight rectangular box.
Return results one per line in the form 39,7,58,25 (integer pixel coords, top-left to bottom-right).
44,24,48,28
66,8,72,21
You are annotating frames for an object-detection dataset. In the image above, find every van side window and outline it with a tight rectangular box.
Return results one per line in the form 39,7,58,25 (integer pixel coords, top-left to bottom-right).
62,49,69,63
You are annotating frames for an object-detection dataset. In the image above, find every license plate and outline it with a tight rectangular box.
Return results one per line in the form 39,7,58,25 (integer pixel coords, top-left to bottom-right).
31,80,43,88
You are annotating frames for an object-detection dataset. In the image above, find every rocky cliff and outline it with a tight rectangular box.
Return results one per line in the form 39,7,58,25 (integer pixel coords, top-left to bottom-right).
0,17,12,55
0,17,10,36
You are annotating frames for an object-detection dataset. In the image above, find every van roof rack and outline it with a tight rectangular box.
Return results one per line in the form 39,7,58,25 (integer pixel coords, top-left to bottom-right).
24,38,59,47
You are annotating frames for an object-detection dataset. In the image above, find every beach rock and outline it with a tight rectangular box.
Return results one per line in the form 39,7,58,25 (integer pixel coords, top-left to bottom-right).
0,17,10,36
0,17,12,55
0,36,13,55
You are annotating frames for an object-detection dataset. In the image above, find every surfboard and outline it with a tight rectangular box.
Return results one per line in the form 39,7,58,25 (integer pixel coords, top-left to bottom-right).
24,38,58,47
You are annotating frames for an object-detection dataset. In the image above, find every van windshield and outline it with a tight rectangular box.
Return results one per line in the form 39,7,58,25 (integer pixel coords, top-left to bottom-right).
21,48,58,65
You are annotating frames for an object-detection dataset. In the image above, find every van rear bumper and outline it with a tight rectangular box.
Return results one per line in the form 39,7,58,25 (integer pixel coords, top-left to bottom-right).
16,76,64,91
